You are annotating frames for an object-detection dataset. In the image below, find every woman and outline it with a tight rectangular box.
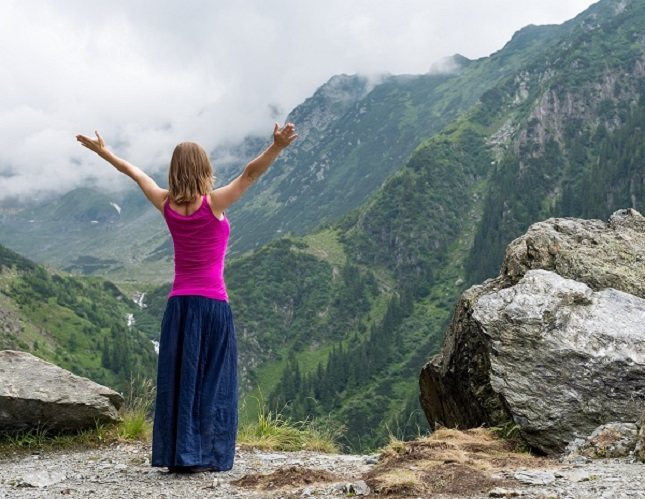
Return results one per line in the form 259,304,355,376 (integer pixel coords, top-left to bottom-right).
76,122,298,472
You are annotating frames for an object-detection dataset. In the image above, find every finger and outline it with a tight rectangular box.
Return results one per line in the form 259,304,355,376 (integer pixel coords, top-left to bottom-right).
274,122,279,135
95,130,105,147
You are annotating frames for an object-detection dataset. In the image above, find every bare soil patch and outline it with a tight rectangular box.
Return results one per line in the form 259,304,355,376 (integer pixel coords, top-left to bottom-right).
231,465,341,491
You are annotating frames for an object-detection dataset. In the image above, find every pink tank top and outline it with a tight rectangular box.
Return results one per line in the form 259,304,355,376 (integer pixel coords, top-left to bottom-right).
163,194,230,302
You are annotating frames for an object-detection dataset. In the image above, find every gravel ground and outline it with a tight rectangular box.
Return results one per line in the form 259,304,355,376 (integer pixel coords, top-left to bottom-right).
0,442,374,498
489,460,645,498
0,442,643,498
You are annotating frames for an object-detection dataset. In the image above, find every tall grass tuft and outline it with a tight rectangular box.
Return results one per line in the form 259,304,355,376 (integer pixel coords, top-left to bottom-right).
490,420,528,452
381,408,431,449
237,393,344,453
117,373,156,441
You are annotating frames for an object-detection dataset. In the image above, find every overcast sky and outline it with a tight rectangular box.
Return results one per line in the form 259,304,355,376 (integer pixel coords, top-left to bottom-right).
0,0,596,201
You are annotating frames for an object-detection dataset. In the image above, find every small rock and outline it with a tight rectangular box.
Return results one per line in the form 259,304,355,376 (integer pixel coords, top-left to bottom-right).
301,485,315,496
114,464,127,471
363,454,379,464
513,470,556,485
564,470,591,482
256,452,287,460
578,423,639,458
489,487,524,497
333,481,370,495
18,470,67,488
350,480,370,495
572,455,592,465
563,437,586,455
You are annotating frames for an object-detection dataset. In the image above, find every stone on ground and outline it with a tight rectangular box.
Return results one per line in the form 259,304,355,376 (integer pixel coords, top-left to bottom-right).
419,209,645,454
0,350,124,434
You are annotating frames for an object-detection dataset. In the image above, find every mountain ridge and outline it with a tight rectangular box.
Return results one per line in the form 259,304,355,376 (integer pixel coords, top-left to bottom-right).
0,243,157,392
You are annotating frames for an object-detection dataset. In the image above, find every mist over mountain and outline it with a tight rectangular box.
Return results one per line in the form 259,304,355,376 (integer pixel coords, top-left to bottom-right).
0,27,567,274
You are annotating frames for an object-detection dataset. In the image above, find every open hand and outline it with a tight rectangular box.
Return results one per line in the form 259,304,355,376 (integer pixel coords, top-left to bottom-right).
76,130,109,157
273,122,298,149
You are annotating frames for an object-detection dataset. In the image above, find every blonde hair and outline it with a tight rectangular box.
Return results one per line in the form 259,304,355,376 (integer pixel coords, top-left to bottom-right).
168,142,215,204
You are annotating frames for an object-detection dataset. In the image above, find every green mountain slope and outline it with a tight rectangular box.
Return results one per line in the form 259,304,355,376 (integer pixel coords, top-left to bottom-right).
0,244,157,392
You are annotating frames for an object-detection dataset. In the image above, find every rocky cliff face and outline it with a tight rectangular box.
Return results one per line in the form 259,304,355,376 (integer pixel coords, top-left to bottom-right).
419,208,645,454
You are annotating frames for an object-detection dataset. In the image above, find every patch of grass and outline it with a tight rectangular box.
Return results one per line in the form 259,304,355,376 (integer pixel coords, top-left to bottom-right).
237,395,344,453
300,229,347,267
367,427,554,497
116,411,150,442
117,374,155,441
0,417,151,460
382,434,408,455
371,468,421,496
382,408,432,446
0,420,119,459
490,420,528,452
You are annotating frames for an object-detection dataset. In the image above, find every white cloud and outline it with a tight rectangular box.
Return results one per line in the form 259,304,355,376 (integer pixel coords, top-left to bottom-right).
0,0,596,200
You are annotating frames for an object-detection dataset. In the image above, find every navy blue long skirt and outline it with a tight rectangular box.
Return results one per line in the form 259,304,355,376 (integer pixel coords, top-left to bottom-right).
151,296,238,471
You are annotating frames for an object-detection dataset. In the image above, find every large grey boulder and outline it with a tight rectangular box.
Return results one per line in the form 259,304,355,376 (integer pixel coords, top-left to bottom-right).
419,209,645,454
0,350,124,434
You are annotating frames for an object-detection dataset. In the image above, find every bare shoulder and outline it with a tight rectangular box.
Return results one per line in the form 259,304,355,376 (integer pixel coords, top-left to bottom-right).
151,188,169,213
206,192,226,221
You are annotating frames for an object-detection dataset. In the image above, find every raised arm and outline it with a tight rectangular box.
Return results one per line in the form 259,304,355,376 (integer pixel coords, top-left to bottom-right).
75,131,168,213
210,122,297,213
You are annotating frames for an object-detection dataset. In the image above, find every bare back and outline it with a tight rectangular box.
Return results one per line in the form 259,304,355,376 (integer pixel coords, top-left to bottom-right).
165,193,224,221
